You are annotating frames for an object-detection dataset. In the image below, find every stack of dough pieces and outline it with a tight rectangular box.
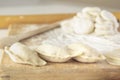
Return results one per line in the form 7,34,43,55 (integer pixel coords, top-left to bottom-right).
36,7,119,64
35,42,105,63
61,7,119,36
36,35,107,63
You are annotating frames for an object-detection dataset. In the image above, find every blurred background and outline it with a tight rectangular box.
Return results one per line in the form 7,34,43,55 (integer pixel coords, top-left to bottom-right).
0,0,120,15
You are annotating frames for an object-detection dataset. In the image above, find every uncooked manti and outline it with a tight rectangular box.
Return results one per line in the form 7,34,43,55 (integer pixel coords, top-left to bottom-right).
5,42,47,66
35,7,120,63
36,44,76,62
68,43,105,62
61,7,119,36
5,7,120,65
105,49,120,66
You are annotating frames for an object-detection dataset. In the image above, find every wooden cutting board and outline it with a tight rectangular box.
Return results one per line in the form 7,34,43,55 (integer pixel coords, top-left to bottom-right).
0,51,120,80
0,13,120,80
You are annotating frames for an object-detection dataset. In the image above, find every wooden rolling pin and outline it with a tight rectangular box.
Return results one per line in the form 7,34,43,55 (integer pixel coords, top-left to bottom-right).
0,22,60,48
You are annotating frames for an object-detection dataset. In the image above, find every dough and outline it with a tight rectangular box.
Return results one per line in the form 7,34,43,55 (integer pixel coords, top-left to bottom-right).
94,10,119,35
60,7,119,36
105,49,120,66
36,44,73,62
4,42,47,66
68,43,105,63
61,17,94,35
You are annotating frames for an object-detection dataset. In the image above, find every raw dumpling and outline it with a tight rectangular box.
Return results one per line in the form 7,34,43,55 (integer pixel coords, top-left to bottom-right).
101,10,119,29
60,7,119,36
105,49,120,66
4,42,47,66
68,43,105,63
94,10,119,35
36,44,73,62
61,14,94,35
82,7,101,17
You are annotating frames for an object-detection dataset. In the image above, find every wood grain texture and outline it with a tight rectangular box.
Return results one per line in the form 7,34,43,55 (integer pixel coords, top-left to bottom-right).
0,13,74,29
0,13,120,80
0,50,120,80
0,12,120,29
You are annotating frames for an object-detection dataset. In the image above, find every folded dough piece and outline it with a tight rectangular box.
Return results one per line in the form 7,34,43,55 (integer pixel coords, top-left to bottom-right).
82,7,101,16
68,43,105,63
94,10,119,35
105,49,120,66
101,10,119,29
106,59,120,66
36,44,73,62
65,35,120,53
61,17,94,35
4,42,47,66
102,34,120,44
60,7,119,36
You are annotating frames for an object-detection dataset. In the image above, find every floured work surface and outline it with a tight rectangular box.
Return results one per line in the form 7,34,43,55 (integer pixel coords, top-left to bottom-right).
0,27,120,80
0,50,120,80
0,11,120,80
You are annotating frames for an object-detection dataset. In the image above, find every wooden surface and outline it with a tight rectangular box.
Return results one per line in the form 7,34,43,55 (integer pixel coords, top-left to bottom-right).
0,51,120,80
0,13,74,29
0,13,120,80
0,12,120,29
